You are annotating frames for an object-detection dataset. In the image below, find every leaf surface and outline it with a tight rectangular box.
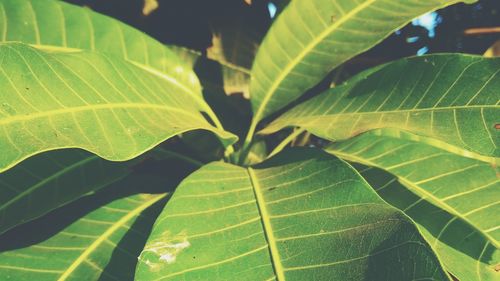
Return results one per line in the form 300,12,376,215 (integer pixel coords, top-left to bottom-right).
356,163,500,281
136,149,449,281
325,130,500,246
0,188,166,281
0,149,132,235
262,55,500,158
0,0,196,92
0,43,236,172
248,0,474,126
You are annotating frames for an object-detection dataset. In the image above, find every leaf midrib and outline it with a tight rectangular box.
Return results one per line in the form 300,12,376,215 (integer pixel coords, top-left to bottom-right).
247,167,285,281
17,42,211,113
0,103,205,126
281,104,496,121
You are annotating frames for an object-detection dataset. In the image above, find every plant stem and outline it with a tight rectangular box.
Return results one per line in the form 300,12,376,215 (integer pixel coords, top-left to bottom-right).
204,106,235,157
267,128,305,159
239,119,259,165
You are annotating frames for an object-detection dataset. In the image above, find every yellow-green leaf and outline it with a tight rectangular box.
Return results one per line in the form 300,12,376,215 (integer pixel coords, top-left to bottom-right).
326,130,500,245
248,0,475,128
0,43,236,173
136,149,449,281
325,131,500,280
358,164,499,281
262,55,500,158
0,0,194,91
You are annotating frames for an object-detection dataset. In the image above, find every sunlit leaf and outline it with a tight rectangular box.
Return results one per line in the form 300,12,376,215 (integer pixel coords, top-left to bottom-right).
325,130,500,245
0,43,236,172
0,0,196,92
248,0,475,127
262,55,500,158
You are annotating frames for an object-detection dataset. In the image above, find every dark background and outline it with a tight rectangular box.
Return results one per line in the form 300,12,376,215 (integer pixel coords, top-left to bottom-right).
62,0,499,63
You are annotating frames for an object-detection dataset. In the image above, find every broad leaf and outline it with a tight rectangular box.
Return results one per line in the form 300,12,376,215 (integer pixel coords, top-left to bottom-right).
262,55,500,158
248,0,474,127
0,0,197,93
0,185,166,281
0,0,250,108
0,149,131,235
136,149,448,280
0,43,236,172
0,144,201,236
356,164,500,281
325,130,500,246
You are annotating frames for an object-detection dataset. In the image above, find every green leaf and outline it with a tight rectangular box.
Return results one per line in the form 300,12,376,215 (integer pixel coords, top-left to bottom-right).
248,0,473,127
356,164,500,281
0,42,236,173
325,131,500,280
0,142,201,235
136,149,449,281
0,0,236,152
0,149,131,235
325,130,500,245
262,55,500,158
0,0,194,88
0,185,166,281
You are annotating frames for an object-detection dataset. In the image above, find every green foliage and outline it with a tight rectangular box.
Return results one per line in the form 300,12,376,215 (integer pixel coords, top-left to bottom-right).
245,0,473,144
0,0,498,280
262,54,500,159
136,149,448,280
326,130,499,280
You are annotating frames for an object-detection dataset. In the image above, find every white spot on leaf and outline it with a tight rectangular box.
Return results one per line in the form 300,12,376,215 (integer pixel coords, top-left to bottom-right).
138,232,190,271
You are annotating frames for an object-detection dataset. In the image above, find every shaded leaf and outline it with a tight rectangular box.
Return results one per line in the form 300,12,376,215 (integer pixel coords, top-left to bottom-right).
0,185,167,281
262,54,500,158
357,164,500,281
325,130,500,245
0,142,201,235
136,149,448,281
0,149,131,235
325,130,500,280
